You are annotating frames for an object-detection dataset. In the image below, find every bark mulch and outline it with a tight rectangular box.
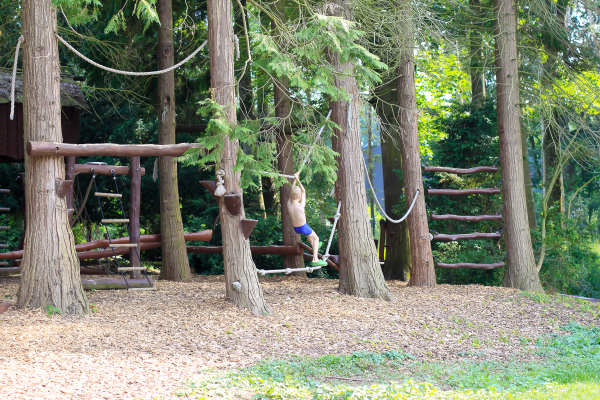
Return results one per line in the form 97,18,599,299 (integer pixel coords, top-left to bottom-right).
0,275,598,399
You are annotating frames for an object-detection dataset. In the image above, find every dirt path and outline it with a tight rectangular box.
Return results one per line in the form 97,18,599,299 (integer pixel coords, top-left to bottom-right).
0,275,597,399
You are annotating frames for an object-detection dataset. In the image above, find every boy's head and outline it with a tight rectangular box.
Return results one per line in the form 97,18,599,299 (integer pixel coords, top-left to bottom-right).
290,186,302,202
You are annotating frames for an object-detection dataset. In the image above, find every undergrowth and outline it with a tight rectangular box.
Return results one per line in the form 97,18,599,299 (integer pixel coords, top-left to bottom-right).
177,323,600,399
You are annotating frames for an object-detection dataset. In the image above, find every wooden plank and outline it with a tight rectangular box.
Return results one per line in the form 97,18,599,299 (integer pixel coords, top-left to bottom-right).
109,243,138,248
77,242,161,260
101,219,129,224
0,208,10,212
0,262,10,267
423,166,499,174
118,267,146,271
0,244,9,249
436,262,505,270
28,141,201,157
128,287,157,291
430,214,503,222
432,232,502,242
0,226,9,231
0,189,10,194
74,164,146,176
80,278,151,290
94,192,122,198
426,188,501,196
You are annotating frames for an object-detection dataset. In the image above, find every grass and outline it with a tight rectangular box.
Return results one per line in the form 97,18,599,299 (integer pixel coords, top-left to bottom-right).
177,322,600,399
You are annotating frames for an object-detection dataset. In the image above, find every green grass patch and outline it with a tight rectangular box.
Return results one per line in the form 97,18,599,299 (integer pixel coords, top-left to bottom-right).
177,323,600,399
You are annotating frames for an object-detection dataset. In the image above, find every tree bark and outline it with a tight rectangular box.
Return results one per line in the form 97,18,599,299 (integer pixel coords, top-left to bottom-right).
397,1,436,287
273,0,305,276
327,0,392,300
157,0,191,282
376,79,411,281
494,0,544,292
17,0,88,313
469,0,486,104
208,0,271,315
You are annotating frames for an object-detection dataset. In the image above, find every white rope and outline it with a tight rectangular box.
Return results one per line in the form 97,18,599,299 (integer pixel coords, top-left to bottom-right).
322,201,341,262
10,35,24,120
249,109,332,179
56,34,207,76
363,156,419,224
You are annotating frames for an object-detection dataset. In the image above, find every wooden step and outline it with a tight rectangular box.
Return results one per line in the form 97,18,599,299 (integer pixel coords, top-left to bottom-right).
101,219,129,224
118,267,147,272
128,287,157,291
109,243,137,248
0,208,9,213
427,188,501,196
0,262,9,266
0,189,10,194
94,192,122,198
436,262,505,270
0,244,8,249
424,166,498,174
432,232,502,242
430,214,503,222
0,226,9,231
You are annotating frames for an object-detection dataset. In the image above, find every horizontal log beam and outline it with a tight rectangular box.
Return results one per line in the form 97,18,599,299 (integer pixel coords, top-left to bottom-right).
74,164,146,176
81,279,153,290
0,231,213,259
432,232,502,242
427,188,501,196
430,214,503,222
0,208,9,213
187,245,303,256
423,166,499,174
77,242,161,260
28,141,201,157
0,189,10,194
436,262,506,270
0,267,111,275
0,267,19,276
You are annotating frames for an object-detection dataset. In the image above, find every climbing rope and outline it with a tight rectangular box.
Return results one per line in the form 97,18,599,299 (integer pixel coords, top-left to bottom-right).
363,156,419,224
56,34,207,76
9,35,24,120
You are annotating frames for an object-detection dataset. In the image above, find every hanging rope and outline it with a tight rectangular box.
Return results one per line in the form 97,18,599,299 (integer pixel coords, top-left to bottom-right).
250,110,332,179
322,201,341,262
9,35,24,121
56,34,207,76
362,143,418,224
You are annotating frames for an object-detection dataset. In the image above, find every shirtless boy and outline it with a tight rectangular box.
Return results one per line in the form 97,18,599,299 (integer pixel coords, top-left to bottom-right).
287,172,328,267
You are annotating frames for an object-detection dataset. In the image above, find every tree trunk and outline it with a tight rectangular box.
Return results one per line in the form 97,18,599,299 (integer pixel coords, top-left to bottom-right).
397,2,435,287
469,0,486,104
367,106,375,235
327,0,392,300
376,79,411,281
157,0,191,282
494,0,544,292
273,0,305,276
17,0,88,314
208,0,271,314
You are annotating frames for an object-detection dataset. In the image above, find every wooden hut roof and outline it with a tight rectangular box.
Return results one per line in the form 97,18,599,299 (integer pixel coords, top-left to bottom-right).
0,73,87,110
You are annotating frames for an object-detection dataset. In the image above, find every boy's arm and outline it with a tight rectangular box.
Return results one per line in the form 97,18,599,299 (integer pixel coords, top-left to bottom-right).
297,175,306,206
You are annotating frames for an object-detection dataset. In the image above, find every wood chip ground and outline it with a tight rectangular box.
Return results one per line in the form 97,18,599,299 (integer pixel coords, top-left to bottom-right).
0,275,597,399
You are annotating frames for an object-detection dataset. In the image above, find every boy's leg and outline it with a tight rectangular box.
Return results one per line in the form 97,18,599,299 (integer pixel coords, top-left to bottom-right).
308,232,319,262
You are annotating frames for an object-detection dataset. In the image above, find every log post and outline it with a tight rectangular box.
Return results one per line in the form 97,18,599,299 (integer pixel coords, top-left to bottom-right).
65,156,75,226
129,157,142,279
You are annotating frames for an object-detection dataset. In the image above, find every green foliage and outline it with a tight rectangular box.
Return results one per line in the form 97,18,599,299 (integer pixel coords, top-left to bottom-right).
46,305,61,316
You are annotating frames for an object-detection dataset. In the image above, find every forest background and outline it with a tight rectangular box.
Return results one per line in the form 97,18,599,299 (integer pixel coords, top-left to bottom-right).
1,0,600,298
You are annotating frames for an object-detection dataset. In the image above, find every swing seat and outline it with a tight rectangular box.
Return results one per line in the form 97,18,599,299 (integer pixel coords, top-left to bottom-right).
309,260,328,267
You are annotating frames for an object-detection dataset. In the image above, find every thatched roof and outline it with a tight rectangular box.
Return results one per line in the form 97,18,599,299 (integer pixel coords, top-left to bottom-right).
0,73,87,109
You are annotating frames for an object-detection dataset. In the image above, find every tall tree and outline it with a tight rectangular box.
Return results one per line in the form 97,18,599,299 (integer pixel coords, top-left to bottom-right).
17,0,88,313
327,0,392,300
273,0,305,275
157,0,191,282
397,0,436,287
207,0,271,314
376,80,411,281
469,0,486,104
494,0,544,292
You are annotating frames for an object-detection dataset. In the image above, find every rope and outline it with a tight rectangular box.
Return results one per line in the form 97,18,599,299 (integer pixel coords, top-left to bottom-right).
72,176,94,224
363,156,419,224
10,35,24,121
322,201,341,262
56,34,207,76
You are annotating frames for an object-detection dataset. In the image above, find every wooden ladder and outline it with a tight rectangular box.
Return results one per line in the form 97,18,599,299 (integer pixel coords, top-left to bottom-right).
425,163,506,269
91,170,156,291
